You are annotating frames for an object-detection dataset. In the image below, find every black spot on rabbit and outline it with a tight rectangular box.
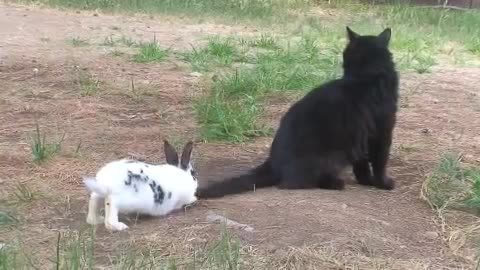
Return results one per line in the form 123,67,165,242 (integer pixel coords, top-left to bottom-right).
149,181,156,189
155,186,165,204
125,170,148,187
149,182,165,204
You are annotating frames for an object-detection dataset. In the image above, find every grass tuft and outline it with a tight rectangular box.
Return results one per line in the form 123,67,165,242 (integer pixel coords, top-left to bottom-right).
181,37,239,72
204,227,241,269
207,37,237,58
74,67,102,96
0,243,26,269
134,41,168,63
56,230,95,270
249,34,279,50
30,123,65,163
23,0,313,23
189,33,340,142
102,35,116,46
119,36,137,47
464,171,480,210
68,37,89,47
12,183,38,204
422,153,480,212
0,226,244,269
0,211,19,228
110,49,124,57
194,81,271,143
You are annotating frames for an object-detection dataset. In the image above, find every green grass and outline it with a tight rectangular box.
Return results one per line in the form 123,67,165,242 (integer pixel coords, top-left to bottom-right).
0,227,243,269
0,243,26,270
134,41,168,63
102,35,116,46
73,67,102,96
181,37,240,72
194,81,271,143
422,154,480,263
249,34,279,50
110,49,124,57
119,36,137,47
102,35,138,48
464,171,480,210
204,228,240,269
180,3,480,143
326,3,480,72
0,211,19,228
377,5,480,55
187,33,340,142
422,153,480,213
30,123,65,163
21,0,313,23
12,183,38,205
68,37,89,47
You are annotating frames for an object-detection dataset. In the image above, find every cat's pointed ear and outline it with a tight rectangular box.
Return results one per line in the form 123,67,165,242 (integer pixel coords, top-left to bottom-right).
346,26,359,42
377,28,391,47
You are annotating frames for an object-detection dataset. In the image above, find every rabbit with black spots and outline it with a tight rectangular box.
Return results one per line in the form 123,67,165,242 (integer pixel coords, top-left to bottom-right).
83,140,198,231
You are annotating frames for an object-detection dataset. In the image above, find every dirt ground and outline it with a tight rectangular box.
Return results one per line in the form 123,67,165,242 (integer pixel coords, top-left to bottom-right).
1,3,480,269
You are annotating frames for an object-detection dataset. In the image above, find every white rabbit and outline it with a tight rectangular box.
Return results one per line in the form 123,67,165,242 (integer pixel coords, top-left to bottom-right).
83,140,198,231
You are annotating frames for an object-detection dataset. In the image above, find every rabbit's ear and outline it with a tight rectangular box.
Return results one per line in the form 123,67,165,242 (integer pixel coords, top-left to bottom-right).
180,141,194,170
164,140,179,166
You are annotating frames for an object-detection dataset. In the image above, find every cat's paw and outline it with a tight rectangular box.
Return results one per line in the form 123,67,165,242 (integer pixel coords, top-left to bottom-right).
332,179,346,190
357,177,374,186
105,222,129,231
375,176,395,190
87,215,104,225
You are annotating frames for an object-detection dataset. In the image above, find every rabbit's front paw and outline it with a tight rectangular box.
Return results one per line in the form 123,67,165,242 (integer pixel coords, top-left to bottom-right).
87,215,104,225
106,222,129,231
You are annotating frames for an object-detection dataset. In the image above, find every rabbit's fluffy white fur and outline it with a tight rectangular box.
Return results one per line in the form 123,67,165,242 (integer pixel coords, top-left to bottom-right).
83,140,198,231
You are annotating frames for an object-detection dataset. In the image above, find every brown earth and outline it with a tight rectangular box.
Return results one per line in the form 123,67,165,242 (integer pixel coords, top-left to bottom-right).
0,3,479,269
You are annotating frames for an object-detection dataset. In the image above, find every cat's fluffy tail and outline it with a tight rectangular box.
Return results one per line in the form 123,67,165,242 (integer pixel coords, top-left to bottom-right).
196,159,276,199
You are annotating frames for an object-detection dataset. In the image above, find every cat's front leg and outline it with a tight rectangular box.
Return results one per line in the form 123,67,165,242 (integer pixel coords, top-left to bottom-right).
353,159,374,186
369,129,395,190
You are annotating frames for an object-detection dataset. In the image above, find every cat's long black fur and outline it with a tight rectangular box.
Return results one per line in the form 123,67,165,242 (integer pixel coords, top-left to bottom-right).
197,27,399,198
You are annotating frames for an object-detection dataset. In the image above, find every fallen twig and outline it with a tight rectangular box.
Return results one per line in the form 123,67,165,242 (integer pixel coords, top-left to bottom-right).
206,211,254,232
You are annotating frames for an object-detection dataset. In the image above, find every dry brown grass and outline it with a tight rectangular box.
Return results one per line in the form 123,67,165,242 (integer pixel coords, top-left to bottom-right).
275,244,436,270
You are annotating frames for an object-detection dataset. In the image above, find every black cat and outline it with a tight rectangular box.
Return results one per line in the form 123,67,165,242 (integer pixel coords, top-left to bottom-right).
197,27,399,198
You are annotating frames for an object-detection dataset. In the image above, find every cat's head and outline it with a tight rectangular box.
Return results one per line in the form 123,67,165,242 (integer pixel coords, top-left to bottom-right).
342,27,393,76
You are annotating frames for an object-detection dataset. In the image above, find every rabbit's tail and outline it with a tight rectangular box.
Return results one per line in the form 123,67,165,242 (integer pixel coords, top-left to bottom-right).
83,177,108,195
196,159,277,199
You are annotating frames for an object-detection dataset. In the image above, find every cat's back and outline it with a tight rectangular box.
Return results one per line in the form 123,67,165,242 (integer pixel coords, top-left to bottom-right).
284,79,348,119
